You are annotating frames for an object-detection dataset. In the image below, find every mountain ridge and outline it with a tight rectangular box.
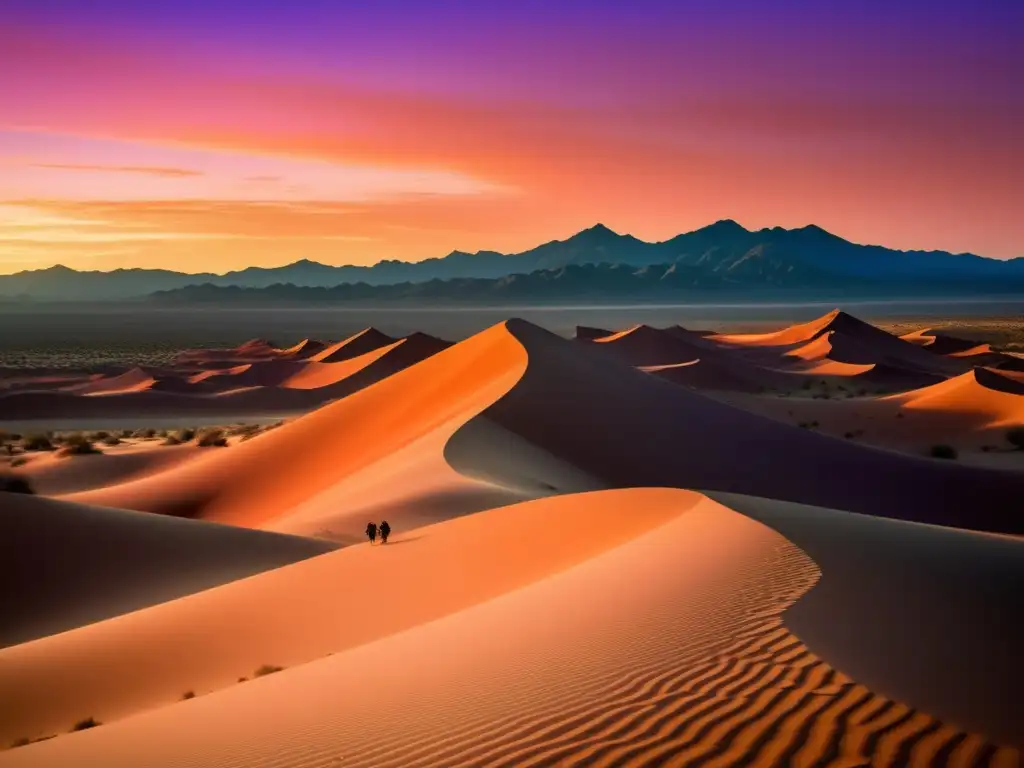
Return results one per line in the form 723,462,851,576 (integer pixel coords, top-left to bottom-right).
2,220,1022,300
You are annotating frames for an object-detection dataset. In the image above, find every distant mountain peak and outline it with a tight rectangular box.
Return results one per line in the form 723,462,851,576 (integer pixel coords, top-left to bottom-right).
575,223,623,239
706,219,748,232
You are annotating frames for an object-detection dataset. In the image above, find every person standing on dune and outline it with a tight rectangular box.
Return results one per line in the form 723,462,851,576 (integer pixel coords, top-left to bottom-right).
379,520,391,544
365,521,378,545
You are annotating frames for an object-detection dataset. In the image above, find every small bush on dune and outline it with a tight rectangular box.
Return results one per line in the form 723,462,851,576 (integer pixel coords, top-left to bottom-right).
101,435,122,446
175,428,196,443
1006,427,1024,451
88,431,110,441
21,434,53,452
182,690,196,700
133,427,157,439
0,474,34,494
929,444,958,460
10,456,28,468
196,428,227,448
162,435,182,446
237,676,248,683
70,717,100,732
119,429,134,438
253,664,284,678
57,434,101,457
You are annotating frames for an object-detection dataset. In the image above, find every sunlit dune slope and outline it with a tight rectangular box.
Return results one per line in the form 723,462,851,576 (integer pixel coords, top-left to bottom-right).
888,367,1024,428
0,494,334,649
715,309,964,376
4,490,1017,766
62,367,156,395
450,319,1024,533
0,488,688,748
63,322,531,530
309,327,399,362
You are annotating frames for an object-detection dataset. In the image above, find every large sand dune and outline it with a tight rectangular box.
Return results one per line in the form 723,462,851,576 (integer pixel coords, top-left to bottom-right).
4,310,1021,766
460,320,1024,533
62,322,533,534
2,490,1017,766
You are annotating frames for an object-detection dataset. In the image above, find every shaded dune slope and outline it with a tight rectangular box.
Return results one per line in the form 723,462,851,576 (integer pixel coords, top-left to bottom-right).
3,489,1016,766
712,492,1024,749
0,494,334,649
450,319,1024,533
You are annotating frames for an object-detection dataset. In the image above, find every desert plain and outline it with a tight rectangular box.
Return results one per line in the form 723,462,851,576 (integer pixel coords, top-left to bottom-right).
1,308,1022,767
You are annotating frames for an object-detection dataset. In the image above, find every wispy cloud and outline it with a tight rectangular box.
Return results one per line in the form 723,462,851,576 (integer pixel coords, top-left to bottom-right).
31,163,204,178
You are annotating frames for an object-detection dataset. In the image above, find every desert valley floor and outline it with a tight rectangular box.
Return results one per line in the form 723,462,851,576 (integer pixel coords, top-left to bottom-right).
1,310,1022,767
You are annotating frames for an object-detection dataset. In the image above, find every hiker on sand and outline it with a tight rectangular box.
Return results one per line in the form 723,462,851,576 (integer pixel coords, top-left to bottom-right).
365,521,378,544
379,520,391,544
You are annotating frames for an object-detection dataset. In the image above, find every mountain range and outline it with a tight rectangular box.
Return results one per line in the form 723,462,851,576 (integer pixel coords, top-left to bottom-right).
2,220,1022,301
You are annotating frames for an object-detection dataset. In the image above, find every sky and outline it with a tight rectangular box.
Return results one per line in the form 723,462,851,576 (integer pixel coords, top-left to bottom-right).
1,0,1021,274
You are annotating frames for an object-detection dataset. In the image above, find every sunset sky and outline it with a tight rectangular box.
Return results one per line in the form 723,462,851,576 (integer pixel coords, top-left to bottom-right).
2,0,1021,274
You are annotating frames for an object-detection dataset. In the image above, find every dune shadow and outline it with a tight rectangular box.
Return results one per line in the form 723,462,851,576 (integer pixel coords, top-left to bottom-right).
713,491,1024,749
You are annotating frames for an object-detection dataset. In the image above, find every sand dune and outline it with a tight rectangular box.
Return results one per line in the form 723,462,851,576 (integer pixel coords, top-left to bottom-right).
574,325,612,340
716,310,964,376
309,327,398,362
462,319,1024,533
0,493,334,649
62,322,532,533
589,324,705,367
16,441,201,496
275,338,326,359
3,490,1017,766
889,367,1024,429
900,328,984,355
0,488,687,748
62,367,156,396
0,333,451,422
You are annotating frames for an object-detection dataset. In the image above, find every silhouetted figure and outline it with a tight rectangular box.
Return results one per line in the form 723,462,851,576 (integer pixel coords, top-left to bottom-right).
379,520,391,544
365,521,378,544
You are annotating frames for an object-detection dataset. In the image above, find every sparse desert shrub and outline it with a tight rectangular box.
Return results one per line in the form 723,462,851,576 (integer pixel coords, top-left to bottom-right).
89,430,110,441
10,456,27,468
896,412,905,419
133,427,157,439
101,435,122,446
1006,427,1024,450
162,435,182,446
0,474,35,494
196,428,227,448
237,676,248,683
10,737,30,748
21,434,53,452
228,423,260,437
844,431,855,439
70,717,100,732
157,429,169,438
253,664,284,678
175,428,196,442
929,444,958,460
57,434,101,457
182,690,196,700
120,429,134,438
